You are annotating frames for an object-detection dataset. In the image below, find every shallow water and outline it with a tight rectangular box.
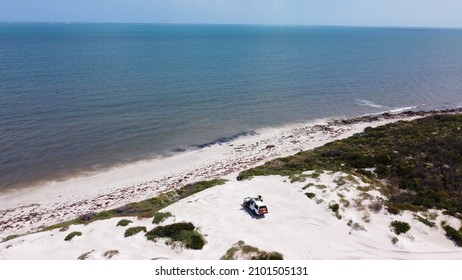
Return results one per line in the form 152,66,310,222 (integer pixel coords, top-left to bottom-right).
1,23,462,189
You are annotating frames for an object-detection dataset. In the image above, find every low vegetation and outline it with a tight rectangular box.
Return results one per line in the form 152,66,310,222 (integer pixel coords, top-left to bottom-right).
328,201,341,219
368,201,383,213
414,215,435,228
44,179,227,230
347,220,366,232
310,171,322,179
289,173,309,183
362,212,371,223
339,198,350,207
442,224,462,247
59,225,69,232
145,222,205,250
64,231,82,241
2,235,20,243
124,226,147,238
78,250,94,260
386,204,402,215
329,201,340,213
305,192,316,199
390,221,411,235
221,240,283,260
116,219,133,227
153,212,173,224
238,115,462,216
104,250,120,259
427,211,439,220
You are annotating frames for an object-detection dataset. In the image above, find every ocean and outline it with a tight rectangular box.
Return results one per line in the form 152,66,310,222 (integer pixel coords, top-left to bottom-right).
1,23,462,190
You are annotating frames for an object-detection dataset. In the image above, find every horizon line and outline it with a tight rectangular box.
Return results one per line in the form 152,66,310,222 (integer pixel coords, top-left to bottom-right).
1,21,462,30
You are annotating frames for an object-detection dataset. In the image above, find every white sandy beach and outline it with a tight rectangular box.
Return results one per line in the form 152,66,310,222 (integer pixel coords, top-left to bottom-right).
1,110,462,259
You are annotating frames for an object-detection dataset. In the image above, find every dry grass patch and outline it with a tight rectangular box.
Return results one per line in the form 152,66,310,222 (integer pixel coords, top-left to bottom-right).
221,241,283,260
104,250,120,259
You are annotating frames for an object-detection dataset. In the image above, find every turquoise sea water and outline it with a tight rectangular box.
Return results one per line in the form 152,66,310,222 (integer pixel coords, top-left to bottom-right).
1,23,462,189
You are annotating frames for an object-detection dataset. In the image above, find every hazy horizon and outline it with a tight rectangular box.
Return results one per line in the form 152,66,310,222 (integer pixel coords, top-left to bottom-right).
2,21,462,30
1,0,462,28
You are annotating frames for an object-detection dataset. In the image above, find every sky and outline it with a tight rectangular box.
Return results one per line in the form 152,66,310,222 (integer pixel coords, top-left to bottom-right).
1,0,462,28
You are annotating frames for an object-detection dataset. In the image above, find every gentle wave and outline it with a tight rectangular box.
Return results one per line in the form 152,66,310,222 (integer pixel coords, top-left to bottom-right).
355,99,385,108
388,106,420,113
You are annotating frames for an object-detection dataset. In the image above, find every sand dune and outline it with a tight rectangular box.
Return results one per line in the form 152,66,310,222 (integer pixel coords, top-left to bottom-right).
2,173,461,260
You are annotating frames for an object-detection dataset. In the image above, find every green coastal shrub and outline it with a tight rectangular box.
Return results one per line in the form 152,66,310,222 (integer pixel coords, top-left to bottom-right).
64,231,82,241
443,225,462,247
310,172,321,179
386,203,402,215
414,215,435,228
2,235,20,242
146,222,195,239
145,222,205,250
153,212,173,224
328,201,342,219
124,226,147,238
302,183,314,190
305,192,316,199
289,173,308,183
116,219,133,227
390,221,411,235
180,231,206,250
329,201,340,213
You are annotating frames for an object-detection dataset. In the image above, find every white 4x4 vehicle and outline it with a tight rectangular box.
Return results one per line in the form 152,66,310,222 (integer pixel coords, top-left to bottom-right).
243,197,268,215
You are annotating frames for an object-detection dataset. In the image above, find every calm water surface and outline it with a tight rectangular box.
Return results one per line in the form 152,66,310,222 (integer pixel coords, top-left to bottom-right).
1,23,462,189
